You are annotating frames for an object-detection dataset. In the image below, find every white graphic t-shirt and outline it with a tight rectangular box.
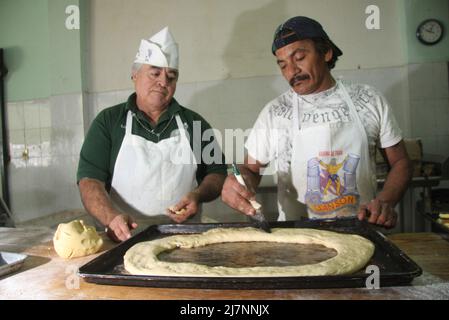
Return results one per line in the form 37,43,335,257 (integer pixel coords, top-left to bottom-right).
245,80,403,221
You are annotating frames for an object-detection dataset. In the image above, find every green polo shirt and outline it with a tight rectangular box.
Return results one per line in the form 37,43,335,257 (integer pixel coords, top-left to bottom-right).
77,93,227,190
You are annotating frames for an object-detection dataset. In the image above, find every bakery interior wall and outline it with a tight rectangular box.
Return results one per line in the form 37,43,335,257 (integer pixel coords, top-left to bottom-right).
1,0,87,224
0,0,448,229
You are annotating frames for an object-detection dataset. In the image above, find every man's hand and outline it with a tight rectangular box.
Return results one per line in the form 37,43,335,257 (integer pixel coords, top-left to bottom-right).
359,140,411,229
106,214,138,242
79,178,138,242
166,192,201,223
221,175,257,216
357,198,398,228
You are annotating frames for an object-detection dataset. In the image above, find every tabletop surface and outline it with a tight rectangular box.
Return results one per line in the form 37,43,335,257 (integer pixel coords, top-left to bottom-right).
1,226,449,300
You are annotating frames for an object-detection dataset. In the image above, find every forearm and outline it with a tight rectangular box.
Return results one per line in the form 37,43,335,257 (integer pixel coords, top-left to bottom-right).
191,173,226,203
78,178,122,226
377,157,412,206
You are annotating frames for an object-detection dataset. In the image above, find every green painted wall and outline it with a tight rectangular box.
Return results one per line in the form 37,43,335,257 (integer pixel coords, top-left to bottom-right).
0,0,86,102
0,0,51,101
403,0,449,63
48,0,83,95
79,0,90,92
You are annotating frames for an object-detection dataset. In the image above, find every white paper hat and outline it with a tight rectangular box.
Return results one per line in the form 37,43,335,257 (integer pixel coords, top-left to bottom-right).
134,27,179,69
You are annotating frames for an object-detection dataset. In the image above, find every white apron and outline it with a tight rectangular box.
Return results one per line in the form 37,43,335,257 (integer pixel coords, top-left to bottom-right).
291,81,376,220
110,111,199,221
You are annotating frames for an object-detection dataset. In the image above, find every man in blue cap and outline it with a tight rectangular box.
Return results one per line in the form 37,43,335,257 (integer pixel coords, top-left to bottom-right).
222,16,412,228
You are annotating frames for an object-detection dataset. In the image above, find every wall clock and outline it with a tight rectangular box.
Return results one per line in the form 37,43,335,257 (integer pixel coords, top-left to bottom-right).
416,19,444,45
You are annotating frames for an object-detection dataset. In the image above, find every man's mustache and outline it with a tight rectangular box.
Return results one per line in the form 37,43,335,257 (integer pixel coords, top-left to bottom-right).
289,74,310,86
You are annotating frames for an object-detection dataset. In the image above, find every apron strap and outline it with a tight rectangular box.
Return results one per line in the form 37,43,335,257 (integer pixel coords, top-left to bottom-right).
337,81,369,145
293,91,301,132
174,114,188,141
125,111,133,136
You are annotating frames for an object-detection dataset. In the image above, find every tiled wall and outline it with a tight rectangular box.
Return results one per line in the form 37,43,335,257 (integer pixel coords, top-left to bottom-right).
408,63,449,156
7,62,449,224
7,94,85,223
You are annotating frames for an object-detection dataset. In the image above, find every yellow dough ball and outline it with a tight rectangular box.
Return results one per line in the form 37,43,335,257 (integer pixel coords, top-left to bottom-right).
439,213,449,219
53,220,103,259
168,206,187,215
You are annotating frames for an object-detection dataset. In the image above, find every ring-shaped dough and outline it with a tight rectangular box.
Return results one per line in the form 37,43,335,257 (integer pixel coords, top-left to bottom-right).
124,227,374,277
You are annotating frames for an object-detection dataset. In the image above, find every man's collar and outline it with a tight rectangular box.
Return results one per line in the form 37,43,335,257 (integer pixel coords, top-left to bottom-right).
126,92,181,126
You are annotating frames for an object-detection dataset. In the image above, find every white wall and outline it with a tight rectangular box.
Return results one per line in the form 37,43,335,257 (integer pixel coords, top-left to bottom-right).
87,0,406,92
86,0,414,164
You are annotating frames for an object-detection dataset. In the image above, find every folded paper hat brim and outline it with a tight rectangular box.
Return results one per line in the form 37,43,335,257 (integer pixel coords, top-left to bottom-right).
134,40,170,68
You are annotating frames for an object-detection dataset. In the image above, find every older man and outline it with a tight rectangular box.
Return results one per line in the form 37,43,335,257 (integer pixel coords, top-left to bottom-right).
77,27,226,242
222,16,412,228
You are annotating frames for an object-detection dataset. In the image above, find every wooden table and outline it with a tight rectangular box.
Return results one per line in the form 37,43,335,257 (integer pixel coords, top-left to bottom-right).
1,227,449,300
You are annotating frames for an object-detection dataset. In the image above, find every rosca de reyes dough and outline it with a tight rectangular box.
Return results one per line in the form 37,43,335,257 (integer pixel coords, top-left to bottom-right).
124,227,375,277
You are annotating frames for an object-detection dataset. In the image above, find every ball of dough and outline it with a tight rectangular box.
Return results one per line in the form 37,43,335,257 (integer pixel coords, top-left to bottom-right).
439,213,449,219
168,206,187,215
53,220,103,259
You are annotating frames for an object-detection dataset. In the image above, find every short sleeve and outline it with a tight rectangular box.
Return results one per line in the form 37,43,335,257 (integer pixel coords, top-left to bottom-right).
76,111,113,184
376,92,403,148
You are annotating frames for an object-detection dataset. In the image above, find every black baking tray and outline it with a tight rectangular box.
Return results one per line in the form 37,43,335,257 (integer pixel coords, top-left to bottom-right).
78,218,422,289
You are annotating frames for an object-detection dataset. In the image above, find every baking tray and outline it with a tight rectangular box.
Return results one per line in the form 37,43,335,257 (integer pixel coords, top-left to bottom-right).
0,251,27,277
78,219,422,289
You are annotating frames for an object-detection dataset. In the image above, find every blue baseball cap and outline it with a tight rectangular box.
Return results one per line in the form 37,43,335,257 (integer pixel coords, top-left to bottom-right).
272,16,343,57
